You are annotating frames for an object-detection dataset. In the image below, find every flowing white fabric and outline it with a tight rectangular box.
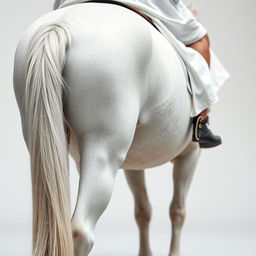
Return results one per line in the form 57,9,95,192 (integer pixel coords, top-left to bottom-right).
56,0,230,116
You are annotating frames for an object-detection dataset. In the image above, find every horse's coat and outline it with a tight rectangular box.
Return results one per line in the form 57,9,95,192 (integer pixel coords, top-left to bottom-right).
14,3,201,256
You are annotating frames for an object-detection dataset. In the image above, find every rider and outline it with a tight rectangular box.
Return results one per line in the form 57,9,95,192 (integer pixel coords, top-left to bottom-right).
127,0,228,148
54,0,230,148
142,0,229,148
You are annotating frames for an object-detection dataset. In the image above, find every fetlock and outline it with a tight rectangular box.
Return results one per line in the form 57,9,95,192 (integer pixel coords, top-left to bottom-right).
72,222,94,256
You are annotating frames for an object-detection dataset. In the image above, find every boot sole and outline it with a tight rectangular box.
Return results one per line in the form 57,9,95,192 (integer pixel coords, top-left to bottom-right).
199,141,222,148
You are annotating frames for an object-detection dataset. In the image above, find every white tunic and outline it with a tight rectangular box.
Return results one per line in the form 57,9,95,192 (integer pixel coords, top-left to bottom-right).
56,0,230,115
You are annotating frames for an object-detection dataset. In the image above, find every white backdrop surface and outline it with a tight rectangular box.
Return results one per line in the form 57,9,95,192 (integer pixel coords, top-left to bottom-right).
0,0,256,255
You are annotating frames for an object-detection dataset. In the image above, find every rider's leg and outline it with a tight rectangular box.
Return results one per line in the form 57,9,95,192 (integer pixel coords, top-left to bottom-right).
169,143,200,256
187,34,222,148
199,108,208,119
124,170,153,256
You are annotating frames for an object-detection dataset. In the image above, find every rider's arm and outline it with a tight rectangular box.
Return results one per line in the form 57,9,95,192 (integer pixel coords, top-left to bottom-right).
163,0,208,45
168,0,211,66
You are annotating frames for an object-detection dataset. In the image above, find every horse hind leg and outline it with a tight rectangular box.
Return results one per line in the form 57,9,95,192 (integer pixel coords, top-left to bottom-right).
71,133,136,255
169,143,201,256
124,170,153,256
67,92,140,255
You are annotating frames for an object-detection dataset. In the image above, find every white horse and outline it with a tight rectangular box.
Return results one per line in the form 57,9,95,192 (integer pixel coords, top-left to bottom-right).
13,2,201,256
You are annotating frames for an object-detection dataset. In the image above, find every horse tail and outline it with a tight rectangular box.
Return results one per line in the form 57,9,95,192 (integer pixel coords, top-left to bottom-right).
24,24,73,256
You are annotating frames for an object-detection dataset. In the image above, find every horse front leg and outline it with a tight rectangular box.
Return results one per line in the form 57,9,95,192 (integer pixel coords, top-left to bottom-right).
169,143,201,256
124,170,153,256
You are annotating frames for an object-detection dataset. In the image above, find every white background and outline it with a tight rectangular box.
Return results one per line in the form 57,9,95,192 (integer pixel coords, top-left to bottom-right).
0,0,256,255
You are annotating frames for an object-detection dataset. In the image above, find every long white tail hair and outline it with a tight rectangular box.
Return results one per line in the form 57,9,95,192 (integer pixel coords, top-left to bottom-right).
25,23,74,256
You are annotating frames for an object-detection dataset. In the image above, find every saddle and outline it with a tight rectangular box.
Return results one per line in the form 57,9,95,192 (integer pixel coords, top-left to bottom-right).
86,0,158,30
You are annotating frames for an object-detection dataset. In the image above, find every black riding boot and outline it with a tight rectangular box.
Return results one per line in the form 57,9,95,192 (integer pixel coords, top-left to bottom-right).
192,115,222,148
